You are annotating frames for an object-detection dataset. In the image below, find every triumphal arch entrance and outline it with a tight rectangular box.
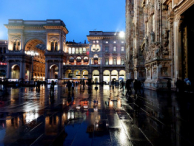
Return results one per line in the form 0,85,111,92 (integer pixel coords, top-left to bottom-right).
5,19,68,82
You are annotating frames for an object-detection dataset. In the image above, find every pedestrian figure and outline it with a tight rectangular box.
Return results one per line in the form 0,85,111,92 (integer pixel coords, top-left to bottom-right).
134,80,138,98
175,78,182,93
167,80,171,92
72,81,74,91
137,80,141,95
50,80,55,95
83,80,85,90
67,80,71,92
125,79,132,96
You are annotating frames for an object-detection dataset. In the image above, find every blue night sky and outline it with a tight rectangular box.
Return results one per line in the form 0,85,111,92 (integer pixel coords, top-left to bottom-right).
0,0,125,43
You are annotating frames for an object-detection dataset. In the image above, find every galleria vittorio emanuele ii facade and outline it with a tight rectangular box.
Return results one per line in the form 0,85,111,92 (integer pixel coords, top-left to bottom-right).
125,0,194,89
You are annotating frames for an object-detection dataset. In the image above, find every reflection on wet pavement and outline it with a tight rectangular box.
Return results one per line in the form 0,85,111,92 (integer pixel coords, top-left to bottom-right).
0,85,194,145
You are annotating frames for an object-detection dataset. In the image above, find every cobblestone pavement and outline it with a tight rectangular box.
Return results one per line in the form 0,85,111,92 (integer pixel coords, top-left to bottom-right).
0,85,194,146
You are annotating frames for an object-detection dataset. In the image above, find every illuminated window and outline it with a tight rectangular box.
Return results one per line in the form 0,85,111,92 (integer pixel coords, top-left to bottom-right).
16,42,20,50
76,56,81,62
121,59,125,65
76,48,79,54
113,46,117,52
113,58,117,65
113,41,116,43
121,46,125,52
105,58,109,65
69,56,74,62
83,48,86,53
72,48,75,54
84,56,88,62
69,48,71,54
79,48,82,54
105,46,109,52
94,54,98,58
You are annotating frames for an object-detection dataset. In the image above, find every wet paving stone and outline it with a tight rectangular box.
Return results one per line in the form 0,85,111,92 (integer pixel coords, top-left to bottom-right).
1,85,194,145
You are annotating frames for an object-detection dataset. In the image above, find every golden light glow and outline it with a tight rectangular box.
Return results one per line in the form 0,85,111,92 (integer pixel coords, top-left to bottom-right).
119,31,125,38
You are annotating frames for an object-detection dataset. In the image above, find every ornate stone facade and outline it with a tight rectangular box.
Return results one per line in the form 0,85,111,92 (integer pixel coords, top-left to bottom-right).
125,0,194,89
5,19,68,82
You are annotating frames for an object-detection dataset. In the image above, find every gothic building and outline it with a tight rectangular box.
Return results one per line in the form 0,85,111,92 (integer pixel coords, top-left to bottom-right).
125,0,194,89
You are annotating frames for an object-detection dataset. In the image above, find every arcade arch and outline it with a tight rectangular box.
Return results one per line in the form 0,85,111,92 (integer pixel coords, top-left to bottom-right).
24,39,46,81
92,70,99,83
73,70,80,79
65,70,72,78
103,70,110,84
111,70,118,81
49,64,58,79
11,64,20,79
81,70,88,79
119,70,126,81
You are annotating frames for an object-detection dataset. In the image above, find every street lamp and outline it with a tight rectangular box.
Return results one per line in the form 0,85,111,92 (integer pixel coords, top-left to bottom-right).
119,31,125,38
25,51,39,82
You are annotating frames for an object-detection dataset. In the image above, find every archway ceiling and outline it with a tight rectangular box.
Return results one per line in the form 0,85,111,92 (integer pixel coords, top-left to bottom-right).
25,39,45,51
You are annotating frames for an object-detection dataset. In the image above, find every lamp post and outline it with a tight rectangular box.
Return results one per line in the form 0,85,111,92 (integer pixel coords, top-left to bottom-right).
25,51,39,83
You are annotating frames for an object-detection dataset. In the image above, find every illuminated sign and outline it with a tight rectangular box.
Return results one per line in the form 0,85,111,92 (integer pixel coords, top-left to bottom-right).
0,62,7,65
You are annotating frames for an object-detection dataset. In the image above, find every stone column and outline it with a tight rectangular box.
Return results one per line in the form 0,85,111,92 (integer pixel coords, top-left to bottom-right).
45,61,49,79
19,61,23,79
174,17,182,79
100,73,103,84
6,61,10,78
58,62,62,79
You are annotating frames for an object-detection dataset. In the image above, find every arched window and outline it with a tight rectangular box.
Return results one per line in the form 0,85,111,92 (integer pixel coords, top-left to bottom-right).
69,56,74,62
94,54,98,58
76,56,81,62
55,42,58,51
16,42,20,50
51,42,54,51
69,48,71,54
13,42,16,51
84,56,88,62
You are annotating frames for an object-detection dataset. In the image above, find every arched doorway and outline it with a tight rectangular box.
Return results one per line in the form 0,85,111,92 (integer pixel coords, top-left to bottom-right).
180,5,194,82
111,70,118,81
24,39,46,81
119,70,126,81
103,70,110,84
92,70,99,83
73,70,80,79
50,64,58,79
81,70,88,79
11,65,20,79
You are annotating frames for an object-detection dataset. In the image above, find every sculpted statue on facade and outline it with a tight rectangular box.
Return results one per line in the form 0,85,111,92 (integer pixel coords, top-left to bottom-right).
163,29,170,55
150,31,155,43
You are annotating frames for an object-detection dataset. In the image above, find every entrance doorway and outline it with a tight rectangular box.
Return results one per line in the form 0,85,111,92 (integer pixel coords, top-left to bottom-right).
181,5,194,82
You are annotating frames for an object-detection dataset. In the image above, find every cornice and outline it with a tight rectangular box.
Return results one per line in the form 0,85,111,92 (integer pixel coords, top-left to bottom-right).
173,0,194,16
4,25,24,29
44,26,69,34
